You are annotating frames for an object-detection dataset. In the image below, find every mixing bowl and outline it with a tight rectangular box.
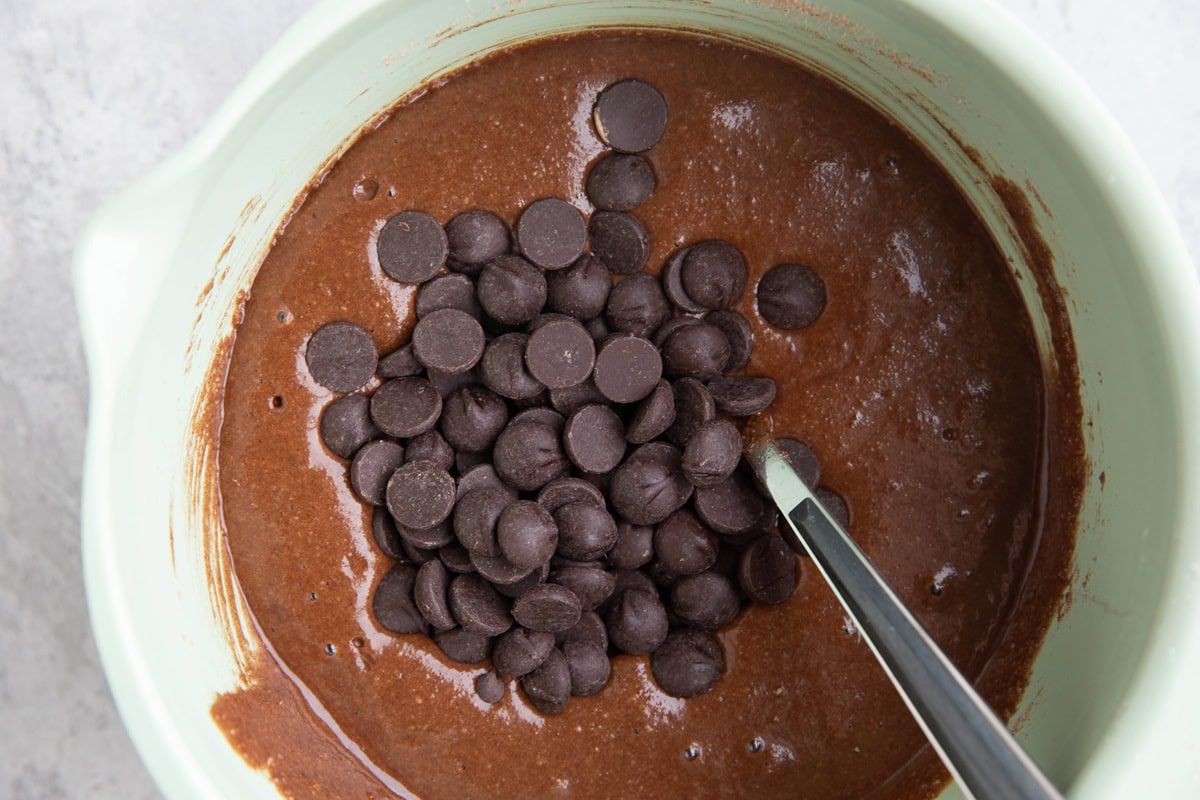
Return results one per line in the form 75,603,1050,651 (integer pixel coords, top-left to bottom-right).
74,0,1200,797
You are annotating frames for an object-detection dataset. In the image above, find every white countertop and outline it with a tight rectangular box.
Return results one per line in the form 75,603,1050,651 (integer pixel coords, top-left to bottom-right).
0,1,1195,797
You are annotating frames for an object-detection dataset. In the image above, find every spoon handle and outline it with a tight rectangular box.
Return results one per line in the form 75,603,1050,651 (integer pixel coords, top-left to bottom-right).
748,439,1063,800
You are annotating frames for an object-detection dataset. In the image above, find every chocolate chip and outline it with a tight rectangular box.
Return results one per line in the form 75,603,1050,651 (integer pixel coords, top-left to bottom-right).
626,379,676,444
652,315,703,348
320,393,380,459
556,610,609,651
497,500,559,569
589,211,649,275
405,429,454,471
661,247,707,314
475,670,506,704
478,333,545,400
707,375,777,416
386,460,456,531
373,563,427,634
473,553,536,588
510,407,565,435
654,510,719,576
593,79,668,153
586,153,655,211
478,255,548,325
757,263,827,329
605,588,669,655
493,420,568,491
563,641,611,697
349,440,406,505
439,542,476,574
414,559,456,630
738,534,798,605
493,627,556,677
545,253,612,321
605,273,669,337
704,309,754,372
666,378,715,447
779,438,821,488
434,627,492,664
693,471,767,536
512,583,582,633
371,377,442,438
448,573,513,637
609,442,693,525
682,419,742,487
608,521,654,570
537,477,606,514
445,210,510,276
372,506,405,560
670,571,741,630
493,560,551,600
584,315,610,341
563,404,626,474
521,647,571,715
815,486,850,529
377,210,448,283
609,568,659,605
412,309,486,376
415,273,481,319
455,464,517,502
306,322,377,392
516,198,587,270
650,629,724,698
550,379,608,416
453,487,511,557
525,317,596,389
439,385,508,452
662,323,731,380
551,566,616,611
679,240,747,310
377,343,423,379
646,558,680,590
593,334,663,404
553,501,619,561
399,518,454,550
427,366,479,398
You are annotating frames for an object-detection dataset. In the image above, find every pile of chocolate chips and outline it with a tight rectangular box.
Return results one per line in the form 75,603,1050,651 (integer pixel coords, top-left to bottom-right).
307,79,848,715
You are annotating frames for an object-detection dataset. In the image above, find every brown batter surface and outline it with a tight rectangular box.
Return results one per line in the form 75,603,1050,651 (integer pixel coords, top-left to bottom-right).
215,31,1083,800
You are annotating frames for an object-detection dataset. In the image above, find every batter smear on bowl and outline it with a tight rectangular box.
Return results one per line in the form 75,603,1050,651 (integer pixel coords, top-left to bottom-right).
214,30,1084,800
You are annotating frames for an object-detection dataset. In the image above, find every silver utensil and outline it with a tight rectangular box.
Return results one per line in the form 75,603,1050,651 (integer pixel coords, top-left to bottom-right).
745,436,1064,800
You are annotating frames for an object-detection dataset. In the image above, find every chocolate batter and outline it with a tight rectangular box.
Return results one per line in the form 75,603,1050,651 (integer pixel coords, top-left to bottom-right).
214,31,1083,800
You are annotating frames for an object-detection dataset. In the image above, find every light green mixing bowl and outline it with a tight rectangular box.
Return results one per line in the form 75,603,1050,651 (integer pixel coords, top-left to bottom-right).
74,0,1200,797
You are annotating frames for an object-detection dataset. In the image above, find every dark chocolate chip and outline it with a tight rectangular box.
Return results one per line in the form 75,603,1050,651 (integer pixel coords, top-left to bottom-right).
475,670,506,704
411,309,485,375
609,442,693,525
455,464,518,502
372,506,405,560
670,571,741,630
371,377,442,438
493,627,556,678
563,404,626,474
525,312,575,333
545,253,612,320
478,255,548,325
498,500,559,569
493,420,568,492
757,263,827,329
439,385,508,452
605,273,669,336
738,534,798,605
586,153,655,211
815,486,851,530
661,247,707,314
512,583,582,633
434,627,492,664
471,551,537,586
405,429,455,471
680,240,747,310
537,477,606,514
550,380,608,416
681,419,742,487
516,198,587,271
593,79,668,153
377,343,423,379
553,501,619,561
654,510,719,576
593,334,663,404
779,438,821,489
650,629,724,698
609,568,659,605
399,518,454,550
666,378,715,447
479,333,545,400
589,211,649,275
707,375,777,416
693,471,767,536
414,559,456,630
646,558,680,590
555,610,609,651
584,315,610,341
626,379,676,444
605,588,669,655
521,647,571,715
511,407,567,434
415,273,481,319
377,210,448,283
427,366,479,398
446,210,510,276
550,566,616,611
608,521,654,570
493,560,550,600
401,538,439,565
563,640,611,697
438,543,476,574
453,487,512,557
652,315,703,347
306,322,377,392
662,323,731,380
386,459,456,531
320,393,380,459
372,563,427,635
525,317,596,389
704,309,754,372
448,572,513,637
350,440,406,506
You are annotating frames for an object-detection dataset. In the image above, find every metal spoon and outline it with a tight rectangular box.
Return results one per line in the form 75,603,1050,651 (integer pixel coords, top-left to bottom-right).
745,437,1064,800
